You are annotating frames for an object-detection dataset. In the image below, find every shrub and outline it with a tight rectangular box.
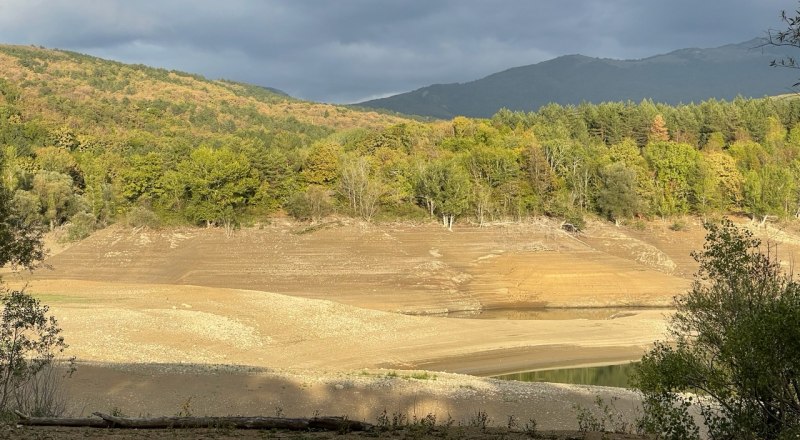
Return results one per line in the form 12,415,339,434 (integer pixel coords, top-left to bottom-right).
668,219,687,231
126,206,160,229
64,211,96,241
13,359,73,417
574,396,632,435
285,186,332,221
561,213,585,233
634,219,800,439
635,393,700,440
0,290,72,413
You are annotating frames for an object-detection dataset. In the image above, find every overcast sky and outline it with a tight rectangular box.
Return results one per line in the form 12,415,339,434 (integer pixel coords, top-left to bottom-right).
0,0,792,103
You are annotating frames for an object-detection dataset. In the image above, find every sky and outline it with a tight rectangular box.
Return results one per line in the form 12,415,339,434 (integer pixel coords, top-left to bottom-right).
0,0,792,103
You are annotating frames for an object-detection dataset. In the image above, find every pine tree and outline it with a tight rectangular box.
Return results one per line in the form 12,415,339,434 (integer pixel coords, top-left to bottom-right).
648,114,670,142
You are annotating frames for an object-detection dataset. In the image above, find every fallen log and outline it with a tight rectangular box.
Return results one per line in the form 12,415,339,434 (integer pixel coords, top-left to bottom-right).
15,411,110,428
94,413,310,429
18,411,373,431
309,416,372,431
94,413,372,431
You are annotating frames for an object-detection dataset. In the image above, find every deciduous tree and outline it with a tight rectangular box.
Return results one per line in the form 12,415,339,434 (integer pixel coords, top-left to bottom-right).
635,220,800,439
0,161,42,270
302,140,341,186
175,146,258,230
31,171,75,230
339,156,383,221
644,141,700,216
595,162,640,225
414,159,471,230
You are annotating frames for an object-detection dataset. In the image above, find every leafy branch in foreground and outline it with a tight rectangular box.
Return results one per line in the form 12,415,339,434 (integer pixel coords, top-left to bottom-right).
634,219,800,440
0,290,71,415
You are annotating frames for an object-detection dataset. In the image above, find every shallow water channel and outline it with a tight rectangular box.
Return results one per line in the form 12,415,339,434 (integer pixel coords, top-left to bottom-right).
436,307,656,387
442,306,670,321
493,363,638,388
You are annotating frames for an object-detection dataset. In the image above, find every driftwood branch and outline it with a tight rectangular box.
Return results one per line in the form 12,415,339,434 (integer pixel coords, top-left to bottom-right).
15,411,372,431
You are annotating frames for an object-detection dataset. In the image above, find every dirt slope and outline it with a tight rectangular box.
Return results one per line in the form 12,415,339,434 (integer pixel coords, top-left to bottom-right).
27,218,729,314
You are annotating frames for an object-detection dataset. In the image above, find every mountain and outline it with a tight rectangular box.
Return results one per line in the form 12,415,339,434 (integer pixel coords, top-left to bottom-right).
358,38,800,119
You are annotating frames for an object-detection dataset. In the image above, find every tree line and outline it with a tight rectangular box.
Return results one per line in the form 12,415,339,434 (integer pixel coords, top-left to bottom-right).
1,95,800,236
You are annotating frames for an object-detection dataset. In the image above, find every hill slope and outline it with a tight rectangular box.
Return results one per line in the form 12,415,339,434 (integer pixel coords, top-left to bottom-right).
0,44,407,145
359,38,800,118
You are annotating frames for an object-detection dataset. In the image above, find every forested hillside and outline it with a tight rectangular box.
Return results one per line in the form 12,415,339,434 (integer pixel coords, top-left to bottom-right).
0,45,407,235
0,44,799,239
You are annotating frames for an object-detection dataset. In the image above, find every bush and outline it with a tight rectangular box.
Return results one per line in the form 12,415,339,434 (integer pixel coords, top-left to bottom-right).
561,212,585,233
285,186,332,221
635,393,700,440
634,219,800,439
64,211,96,241
668,219,687,231
574,396,633,435
376,202,428,222
126,205,160,229
13,359,73,417
0,290,72,413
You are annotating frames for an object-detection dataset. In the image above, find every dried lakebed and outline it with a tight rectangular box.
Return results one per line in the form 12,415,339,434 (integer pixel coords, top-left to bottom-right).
8,219,798,428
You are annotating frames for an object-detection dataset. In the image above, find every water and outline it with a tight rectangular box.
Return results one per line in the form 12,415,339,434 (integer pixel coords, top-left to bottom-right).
443,307,667,320
437,308,656,387
493,362,638,388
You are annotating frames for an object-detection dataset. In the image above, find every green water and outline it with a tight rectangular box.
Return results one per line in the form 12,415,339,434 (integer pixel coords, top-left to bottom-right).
494,362,637,388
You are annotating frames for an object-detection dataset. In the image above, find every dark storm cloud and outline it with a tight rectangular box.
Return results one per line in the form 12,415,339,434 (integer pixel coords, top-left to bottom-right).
0,0,791,103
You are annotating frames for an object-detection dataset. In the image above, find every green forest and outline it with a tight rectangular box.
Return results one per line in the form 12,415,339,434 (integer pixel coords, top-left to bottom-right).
1,44,799,238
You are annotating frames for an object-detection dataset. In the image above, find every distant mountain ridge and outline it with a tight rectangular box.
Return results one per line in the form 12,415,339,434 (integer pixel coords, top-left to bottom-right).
358,38,800,119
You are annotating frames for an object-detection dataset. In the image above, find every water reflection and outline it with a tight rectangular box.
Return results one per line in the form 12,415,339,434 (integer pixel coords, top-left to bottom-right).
494,363,637,388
